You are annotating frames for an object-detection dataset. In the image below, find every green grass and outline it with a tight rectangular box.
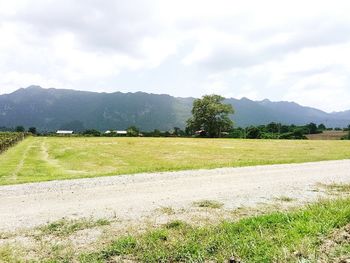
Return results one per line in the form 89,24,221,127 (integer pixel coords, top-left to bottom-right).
0,245,22,263
39,218,110,237
79,198,350,262
164,220,191,230
1,136,350,185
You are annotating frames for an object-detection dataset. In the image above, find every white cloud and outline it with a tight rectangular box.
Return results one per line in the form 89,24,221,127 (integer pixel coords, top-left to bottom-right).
0,0,350,111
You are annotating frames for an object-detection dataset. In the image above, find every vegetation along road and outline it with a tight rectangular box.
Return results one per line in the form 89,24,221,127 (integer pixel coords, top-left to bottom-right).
1,159,350,231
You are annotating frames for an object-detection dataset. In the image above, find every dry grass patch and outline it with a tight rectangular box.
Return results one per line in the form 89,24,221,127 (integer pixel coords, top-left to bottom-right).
318,183,350,196
326,183,350,193
274,196,296,202
318,224,350,262
157,206,176,215
306,130,347,140
193,200,224,209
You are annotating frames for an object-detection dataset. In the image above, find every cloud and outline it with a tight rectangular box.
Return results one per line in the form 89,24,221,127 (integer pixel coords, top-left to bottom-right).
0,0,350,111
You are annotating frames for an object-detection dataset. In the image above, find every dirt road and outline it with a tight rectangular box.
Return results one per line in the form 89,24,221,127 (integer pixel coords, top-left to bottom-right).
1,160,350,231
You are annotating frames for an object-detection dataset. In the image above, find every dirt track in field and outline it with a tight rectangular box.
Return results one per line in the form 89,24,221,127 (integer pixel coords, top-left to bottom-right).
1,160,350,231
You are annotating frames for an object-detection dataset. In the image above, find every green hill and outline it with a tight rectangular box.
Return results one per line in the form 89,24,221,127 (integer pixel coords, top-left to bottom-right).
0,86,349,131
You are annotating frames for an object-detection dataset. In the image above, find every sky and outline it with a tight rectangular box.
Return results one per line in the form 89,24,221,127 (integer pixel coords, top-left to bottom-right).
0,0,350,112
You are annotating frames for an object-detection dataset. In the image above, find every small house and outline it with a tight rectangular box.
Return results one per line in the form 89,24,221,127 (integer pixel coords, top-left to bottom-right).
115,130,127,135
56,130,73,135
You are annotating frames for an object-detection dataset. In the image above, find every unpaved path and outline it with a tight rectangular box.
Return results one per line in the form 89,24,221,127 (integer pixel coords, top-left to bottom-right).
1,160,350,231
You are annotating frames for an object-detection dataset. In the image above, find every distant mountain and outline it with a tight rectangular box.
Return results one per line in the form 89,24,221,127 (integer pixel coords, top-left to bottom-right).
330,110,350,120
227,98,348,128
0,86,349,131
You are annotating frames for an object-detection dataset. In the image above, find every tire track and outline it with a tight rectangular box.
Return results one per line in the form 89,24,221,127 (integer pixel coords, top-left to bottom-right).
8,140,32,182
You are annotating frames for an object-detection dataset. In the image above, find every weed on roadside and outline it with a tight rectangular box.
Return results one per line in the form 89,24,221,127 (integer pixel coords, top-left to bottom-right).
193,200,224,209
39,218,110,237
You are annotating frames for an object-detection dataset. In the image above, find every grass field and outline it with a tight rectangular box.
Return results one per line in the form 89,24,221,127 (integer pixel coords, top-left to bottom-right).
1,136,350,185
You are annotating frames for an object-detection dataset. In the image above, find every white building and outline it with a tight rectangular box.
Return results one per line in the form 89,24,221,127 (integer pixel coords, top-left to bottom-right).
56,130,73,135
115,130,127,135
104,130,127,135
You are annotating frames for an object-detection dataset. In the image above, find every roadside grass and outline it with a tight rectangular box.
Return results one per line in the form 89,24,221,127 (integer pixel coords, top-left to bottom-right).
274,196,295,202
40,243,75,263
164,220,191,230
79,198,350,263
0,232,12,240
324,183,350,193
193,200,224,209
317,183,350,197
319,224,350,262
329,243,350,261
158,206,176,215
1,136,350,185
0,218,111,263
39,218,110,237
1,194,350,262
0,245,22,263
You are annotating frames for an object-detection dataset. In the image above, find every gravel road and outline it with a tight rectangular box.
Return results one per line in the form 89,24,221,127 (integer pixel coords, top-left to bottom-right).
1,160,350,231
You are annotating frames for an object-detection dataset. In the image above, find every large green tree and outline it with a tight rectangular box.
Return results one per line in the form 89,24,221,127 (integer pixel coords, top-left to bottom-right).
28,127,37,134
186,95,234,138
127,126,140,137
15,126,25,132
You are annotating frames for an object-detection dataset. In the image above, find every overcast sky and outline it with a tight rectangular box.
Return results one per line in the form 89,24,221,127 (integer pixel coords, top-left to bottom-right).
1,0,350,112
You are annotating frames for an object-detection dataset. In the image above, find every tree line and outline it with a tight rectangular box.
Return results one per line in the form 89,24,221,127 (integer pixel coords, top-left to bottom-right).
2,122,348,140
2,94,350,139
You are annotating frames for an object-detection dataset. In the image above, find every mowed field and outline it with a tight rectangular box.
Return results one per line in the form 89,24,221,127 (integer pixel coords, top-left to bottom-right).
306,130,348,140
1,136,350,185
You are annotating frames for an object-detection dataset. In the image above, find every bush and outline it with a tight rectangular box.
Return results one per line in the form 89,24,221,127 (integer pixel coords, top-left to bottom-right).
279,130,306,140
127,126,140,137
0,132,26,153
82,129,101,136
246,127,261,139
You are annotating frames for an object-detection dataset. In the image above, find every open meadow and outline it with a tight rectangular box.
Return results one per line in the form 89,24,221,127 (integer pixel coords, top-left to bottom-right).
1,136,350,185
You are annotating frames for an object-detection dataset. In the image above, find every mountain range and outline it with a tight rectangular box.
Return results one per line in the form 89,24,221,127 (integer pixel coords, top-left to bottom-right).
0,85,349,131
